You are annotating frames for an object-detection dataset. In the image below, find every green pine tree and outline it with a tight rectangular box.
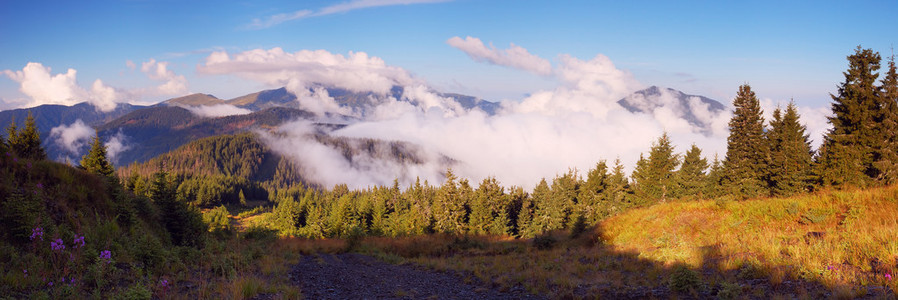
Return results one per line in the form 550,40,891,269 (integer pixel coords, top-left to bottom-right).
606,158,632,209
631,133,680,204
766,102,814,196
81,135,115,177
434,169,466,233
704,154,724,198
817,47,882,187
676,144,708,199
526,178,556,235
5,118,19,156
723,84,768,198
8,112,46,160
579,160,609,223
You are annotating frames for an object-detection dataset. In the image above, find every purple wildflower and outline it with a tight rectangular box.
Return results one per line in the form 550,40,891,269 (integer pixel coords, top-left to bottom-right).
30,226,43,241
160,279,169,288
13,157,17,163
73,234,85,248
51,238,65,251
48,281,53,287
23,269,27,278
99,250,112,263
36,183,43,189
5,152,10,156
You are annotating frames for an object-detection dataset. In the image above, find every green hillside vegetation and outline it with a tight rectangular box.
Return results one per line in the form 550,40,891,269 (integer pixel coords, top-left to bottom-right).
96,106,315,165
0,134,301,298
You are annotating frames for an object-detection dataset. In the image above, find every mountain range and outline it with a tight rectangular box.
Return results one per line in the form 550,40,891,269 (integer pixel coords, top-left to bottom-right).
0,86,726,169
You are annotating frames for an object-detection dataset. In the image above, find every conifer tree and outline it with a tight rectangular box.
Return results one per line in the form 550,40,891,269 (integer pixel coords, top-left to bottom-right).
817,47,881,187
873,54,898,184
723,84,767,198
676,144,708,199
516,189,536,238
8,112,46,160
607,158,631,207
550,170,580,228
526,178,556,235
579,160,610,223
631,133,680,203
766,103,813,196
81,135,115,177
704,154,724,198
434,169,466,233
5,119,19,156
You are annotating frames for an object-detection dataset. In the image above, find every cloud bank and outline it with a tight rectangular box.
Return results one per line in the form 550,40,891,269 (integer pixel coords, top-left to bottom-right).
447,36,552,75
247,0,450,29
2,59,189,112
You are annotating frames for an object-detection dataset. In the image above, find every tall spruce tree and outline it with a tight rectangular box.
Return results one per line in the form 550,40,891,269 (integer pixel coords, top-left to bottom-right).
8,112,46,160
81,135,115,177
723,84,767,198
631,133,680,203
434,169,466,233
873,54,898,184
817,47,881,187
676,144,708,199
579,160,610,223
704,154,724,198
766,102,813,196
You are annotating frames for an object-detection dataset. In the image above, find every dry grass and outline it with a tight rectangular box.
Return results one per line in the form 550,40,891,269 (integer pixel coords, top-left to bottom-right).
602,185,898,290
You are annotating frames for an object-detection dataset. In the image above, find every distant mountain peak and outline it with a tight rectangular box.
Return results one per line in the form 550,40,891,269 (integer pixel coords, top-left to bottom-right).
165,93,223,106
618,86,727,136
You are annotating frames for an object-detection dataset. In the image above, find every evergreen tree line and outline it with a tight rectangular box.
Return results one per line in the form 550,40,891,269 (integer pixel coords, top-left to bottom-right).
4,46,896,239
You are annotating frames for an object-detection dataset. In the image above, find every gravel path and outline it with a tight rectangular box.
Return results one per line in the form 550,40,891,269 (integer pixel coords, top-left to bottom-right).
289,253,544,300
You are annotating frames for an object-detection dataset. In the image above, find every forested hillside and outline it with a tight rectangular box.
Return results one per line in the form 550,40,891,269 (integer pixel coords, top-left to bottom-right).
96,106,316,165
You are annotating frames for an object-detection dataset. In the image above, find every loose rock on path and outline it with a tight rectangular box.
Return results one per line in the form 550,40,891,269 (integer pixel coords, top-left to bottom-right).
290,253,544,299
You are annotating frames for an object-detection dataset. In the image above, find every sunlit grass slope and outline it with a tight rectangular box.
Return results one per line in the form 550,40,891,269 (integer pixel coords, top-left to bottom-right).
603,185,898,290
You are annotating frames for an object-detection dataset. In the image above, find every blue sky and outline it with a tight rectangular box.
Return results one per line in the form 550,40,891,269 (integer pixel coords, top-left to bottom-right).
1,0,896,110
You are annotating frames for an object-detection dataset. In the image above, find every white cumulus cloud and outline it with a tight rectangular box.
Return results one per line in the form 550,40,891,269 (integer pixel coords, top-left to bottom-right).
104,130,131,165
447,36,553,75
198,47,419,115
2,60,190,112
49,119,94,154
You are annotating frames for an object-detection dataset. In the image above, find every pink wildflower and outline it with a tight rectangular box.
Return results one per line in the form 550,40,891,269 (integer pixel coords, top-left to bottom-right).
886,273,892,281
